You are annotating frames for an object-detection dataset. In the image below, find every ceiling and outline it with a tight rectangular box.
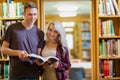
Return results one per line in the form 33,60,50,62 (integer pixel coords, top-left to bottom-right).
44,1,91,16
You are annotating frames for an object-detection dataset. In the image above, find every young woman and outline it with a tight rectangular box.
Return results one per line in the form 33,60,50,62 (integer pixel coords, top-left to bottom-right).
41,21,71,80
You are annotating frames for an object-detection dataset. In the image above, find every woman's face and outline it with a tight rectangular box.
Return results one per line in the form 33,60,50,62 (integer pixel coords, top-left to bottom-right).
47,24,59,42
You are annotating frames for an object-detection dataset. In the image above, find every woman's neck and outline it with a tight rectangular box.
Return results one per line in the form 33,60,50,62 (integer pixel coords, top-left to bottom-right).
46,41,57,48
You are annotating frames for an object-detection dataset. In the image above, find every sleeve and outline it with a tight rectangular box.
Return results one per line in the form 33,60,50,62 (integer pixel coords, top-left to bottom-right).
56,47,71,71
38,30,44,48
2,25,13,43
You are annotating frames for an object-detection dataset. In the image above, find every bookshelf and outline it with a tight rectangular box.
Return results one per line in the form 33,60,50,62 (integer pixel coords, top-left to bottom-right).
0,0,42,79
79,21,91,61
96,0,120,79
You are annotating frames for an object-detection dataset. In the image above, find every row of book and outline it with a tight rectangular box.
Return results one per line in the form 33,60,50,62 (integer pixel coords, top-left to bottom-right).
99,60,120,78
99,0,120,15
82,51,90,59
99,19,115,37
82,32,91,39
0,1,23,18
99,60,114,78
81,22,90,31
82,41,90,49
99,39,120,57
0,63,9,79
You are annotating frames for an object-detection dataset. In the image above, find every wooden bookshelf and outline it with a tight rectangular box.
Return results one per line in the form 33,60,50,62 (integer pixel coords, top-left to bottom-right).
96,0,120,79
78,21,91,61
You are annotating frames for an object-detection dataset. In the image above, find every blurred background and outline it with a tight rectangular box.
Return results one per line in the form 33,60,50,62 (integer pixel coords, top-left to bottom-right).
44,0,92,80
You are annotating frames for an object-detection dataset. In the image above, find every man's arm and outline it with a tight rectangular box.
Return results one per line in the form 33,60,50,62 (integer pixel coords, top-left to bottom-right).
1,41,19,56
1,41,28,60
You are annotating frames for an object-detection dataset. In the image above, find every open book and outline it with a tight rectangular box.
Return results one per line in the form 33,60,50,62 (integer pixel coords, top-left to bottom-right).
28,54,59,64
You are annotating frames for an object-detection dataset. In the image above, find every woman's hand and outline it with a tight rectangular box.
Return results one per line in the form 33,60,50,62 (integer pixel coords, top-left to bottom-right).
43,62,49,69
34,59,44,66
53,61,59,68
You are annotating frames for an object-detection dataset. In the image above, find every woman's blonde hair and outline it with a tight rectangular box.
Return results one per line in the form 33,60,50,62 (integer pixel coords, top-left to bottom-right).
46,21,68,48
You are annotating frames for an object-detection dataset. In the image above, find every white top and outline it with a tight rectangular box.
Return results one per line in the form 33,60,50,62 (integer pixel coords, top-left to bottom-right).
42,46,57,80
42,46,56,57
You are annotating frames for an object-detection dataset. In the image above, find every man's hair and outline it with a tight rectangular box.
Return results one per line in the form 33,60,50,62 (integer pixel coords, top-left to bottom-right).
24,1,38,11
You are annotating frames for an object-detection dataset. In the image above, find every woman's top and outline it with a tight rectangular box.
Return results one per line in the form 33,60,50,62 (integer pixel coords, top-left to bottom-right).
41,46,57,80
42,46,56,57
41,41,71,80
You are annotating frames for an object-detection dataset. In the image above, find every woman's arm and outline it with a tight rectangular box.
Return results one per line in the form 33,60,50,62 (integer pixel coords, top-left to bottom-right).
56,47,71,71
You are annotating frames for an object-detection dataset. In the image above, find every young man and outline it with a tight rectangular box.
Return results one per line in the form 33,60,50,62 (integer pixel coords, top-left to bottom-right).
1,1,44,80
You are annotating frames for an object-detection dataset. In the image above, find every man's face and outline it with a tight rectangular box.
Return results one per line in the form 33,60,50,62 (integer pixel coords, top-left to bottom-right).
23,8,38,25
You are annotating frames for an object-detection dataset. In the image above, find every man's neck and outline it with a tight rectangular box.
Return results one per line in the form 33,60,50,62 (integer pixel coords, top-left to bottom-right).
22,20,34,29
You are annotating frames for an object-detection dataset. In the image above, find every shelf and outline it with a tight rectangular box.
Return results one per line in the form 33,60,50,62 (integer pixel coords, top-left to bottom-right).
99,36,120,39
0,59,9,61
1,79,9,80
81,30,90,32
99,15,120,18
82,39,90,41
99,56,120,59
100,77,120,80
0,17,23,20
82,57,91,60
82,48,91,50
